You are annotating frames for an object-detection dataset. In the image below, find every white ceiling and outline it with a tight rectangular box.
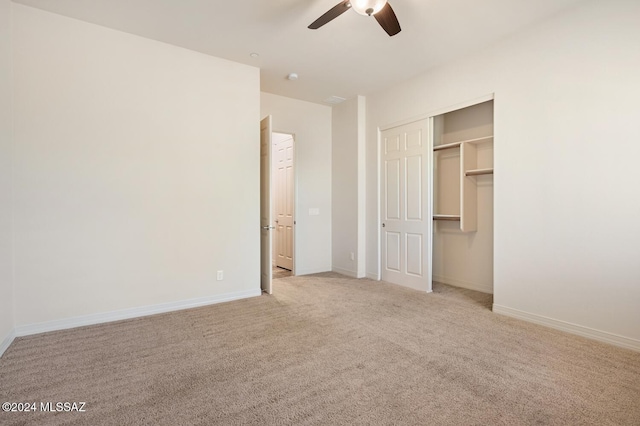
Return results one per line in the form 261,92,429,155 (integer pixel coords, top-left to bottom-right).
13,0,586,105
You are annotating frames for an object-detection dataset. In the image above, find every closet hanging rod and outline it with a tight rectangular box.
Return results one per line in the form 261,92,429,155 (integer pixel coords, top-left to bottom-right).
465,168,494,176
433,141,461,151
433,215,461,221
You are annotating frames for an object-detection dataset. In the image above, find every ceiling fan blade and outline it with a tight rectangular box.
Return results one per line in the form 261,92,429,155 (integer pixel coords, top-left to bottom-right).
374,2,401,36
308,1,351,30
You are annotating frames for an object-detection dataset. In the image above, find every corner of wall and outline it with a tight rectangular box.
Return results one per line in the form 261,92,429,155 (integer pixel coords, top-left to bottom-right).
0,329,16,358
356,95,367,278
0,0,16,359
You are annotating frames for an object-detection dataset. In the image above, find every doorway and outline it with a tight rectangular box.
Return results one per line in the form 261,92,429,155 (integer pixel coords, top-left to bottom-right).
432,99,494,295
271,132,296,277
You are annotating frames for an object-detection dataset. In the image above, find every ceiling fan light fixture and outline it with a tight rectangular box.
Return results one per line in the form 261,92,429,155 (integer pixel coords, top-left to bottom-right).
308,0,400,37
351,0,388,16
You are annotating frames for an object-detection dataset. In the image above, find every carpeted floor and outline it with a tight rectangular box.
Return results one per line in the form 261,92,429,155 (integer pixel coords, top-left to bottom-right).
1,273,639,425
272,266,292,280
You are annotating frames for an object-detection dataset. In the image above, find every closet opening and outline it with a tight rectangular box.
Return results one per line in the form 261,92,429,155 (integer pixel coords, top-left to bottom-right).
432,100,494,302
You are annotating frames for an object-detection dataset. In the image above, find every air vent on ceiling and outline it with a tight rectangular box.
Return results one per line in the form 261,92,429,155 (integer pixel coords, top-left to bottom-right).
324,96,346,105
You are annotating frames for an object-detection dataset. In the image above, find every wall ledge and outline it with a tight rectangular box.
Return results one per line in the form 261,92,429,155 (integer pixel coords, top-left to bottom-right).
493,304,640,352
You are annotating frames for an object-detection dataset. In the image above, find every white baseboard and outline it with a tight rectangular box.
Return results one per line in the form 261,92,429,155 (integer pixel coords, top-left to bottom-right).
0,328,16,358
433,275,493,294
366,272,379,280
295,267,332,276
493,304,640,352
332,266,357,278
14,289,262,338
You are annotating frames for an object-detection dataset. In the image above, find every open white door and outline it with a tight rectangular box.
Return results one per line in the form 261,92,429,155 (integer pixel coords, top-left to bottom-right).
260,116,273,294
380,119,432,292
274,135,295,271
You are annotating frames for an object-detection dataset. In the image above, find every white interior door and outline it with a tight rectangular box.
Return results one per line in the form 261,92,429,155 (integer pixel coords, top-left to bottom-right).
260,116,273,294
274,135,294,271
381,119,432,292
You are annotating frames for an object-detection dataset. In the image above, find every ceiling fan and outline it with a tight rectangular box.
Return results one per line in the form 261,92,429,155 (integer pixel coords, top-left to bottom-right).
308,0,401,37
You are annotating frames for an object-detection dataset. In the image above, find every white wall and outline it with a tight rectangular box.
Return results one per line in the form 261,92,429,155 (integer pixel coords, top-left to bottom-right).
261,93,332,275
366,0,640,347
332,98,358,276
12,5,261,329
0,0,15,354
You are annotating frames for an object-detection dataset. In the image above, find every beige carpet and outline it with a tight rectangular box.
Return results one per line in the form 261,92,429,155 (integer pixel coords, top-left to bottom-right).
272,266,293,280
1,273,639,425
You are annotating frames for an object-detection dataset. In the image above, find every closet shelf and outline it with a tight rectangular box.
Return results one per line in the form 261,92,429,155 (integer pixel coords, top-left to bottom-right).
465,168,494,176
433,215,461,221
462,135,493,145
433,135,493,152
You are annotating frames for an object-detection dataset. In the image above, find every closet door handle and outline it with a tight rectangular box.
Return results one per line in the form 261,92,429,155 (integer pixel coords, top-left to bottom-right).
382,223,386,227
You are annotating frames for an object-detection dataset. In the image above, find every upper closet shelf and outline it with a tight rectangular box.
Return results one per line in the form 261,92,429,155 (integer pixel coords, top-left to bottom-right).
433,135,493,151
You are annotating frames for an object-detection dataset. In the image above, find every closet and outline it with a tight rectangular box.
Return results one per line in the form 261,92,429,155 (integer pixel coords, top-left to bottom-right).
432,100,494,294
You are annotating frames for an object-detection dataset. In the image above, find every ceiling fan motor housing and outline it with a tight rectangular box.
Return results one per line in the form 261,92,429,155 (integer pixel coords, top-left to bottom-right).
351,0,388,16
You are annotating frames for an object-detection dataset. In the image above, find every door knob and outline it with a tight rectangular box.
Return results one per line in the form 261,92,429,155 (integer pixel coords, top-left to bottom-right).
262,226,275,230
382,223,386,227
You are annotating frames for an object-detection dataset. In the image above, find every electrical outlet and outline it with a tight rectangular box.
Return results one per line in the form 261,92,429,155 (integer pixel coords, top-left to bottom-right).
350,252,355,261
217,270,223,281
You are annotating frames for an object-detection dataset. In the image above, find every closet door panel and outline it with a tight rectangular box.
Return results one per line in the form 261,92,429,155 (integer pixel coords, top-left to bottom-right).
380,119,431,292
